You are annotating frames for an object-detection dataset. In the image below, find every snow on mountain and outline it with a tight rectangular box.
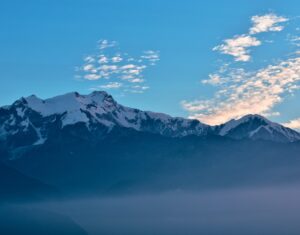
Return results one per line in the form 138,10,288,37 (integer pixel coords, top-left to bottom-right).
25,92,107,126
217,114,271,136
0,91,209,149
215,114,300,143
0,91,300,150
24,91,209,134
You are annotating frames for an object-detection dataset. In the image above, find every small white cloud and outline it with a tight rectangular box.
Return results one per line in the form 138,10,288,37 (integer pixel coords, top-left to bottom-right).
121,64,136,70
250,13,288,35
98,39,117,50
83,64,95,71
130,78,144,83
84,74,101,80
132,85,149,90
181,100,211,113
121,75,134,80
98,56,108,64
128,85,149,93
99,65,118,71
264,111,280,117
84,56,95,63
289,35,300,47
127,69,140,75
213,35,261,62
141,50,160,65
100,82,122,89
111,55,123,63
202,74,223,85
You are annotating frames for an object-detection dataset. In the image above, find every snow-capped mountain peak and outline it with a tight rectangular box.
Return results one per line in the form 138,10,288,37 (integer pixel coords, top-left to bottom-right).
216,114,300,142
218,114,270,136
21,91,208,134
24,91,112,116
0,91,210,149
16,91,122,128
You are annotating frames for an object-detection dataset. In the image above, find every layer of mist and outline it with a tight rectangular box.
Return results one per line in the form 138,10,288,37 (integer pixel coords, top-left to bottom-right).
5,184,300,235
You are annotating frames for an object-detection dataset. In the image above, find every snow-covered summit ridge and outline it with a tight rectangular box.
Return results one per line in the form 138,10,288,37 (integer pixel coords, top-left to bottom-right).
218,114,272,136
24,91,112,116
6,91,208,137
1,91,300,143
216,114,300,142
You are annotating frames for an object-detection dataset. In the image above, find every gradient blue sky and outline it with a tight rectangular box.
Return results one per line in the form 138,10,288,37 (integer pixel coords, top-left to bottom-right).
1,0,300,128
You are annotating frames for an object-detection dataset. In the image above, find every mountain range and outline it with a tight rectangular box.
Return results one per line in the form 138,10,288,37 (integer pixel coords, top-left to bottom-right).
1,91,300,198
1,91,299,150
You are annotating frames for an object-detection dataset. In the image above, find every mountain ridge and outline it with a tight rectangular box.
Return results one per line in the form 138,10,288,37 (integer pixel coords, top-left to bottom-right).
0,91,299,151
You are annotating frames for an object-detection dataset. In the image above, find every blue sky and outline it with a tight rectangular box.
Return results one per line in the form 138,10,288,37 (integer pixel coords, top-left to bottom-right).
1,0,300,128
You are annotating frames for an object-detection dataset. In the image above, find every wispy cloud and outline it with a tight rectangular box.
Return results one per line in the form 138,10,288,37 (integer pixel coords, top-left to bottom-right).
289,35,300,47
182,13,300,126
202,74,223,85
98,39,118,50
213,35,261,62
141,50,160,65
127,85,150,93
182,56,300,125
77,39,159,94
99,82,123,89
213,13,288,62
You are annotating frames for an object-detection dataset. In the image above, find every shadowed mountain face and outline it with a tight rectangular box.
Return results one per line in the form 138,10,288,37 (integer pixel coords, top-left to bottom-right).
0,161,57,202
3,127,300,196
0,91,299,196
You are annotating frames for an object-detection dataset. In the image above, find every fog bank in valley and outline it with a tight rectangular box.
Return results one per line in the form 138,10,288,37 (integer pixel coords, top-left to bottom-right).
20,184,300,235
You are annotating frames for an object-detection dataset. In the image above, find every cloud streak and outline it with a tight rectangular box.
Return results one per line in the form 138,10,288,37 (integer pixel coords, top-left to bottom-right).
99,82,123,89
